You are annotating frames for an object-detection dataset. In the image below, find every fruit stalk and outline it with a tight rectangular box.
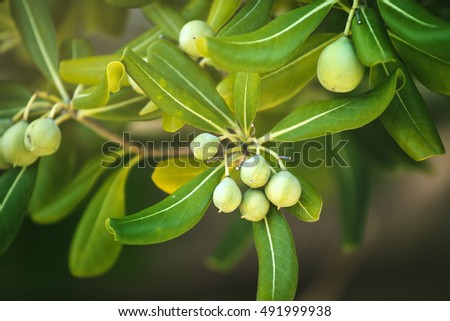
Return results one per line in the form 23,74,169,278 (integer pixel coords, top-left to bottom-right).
343,0,359,36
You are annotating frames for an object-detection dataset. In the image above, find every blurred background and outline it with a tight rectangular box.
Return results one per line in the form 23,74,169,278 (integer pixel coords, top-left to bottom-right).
1,0,450,300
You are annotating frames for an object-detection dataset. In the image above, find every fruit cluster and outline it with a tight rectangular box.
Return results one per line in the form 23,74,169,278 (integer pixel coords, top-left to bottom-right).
0,118,61,168
190,133,302,222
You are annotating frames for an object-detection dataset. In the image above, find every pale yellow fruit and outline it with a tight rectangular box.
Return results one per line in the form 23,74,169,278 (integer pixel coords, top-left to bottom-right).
179,20,214,57
2,121,38,167
24,118,61,156
190,133,220,160
265,171,301,208
213,177,242,213
317,36,365,93
240,155,271,188
239,189,270,222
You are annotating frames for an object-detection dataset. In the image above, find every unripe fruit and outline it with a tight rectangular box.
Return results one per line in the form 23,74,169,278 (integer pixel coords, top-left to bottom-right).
190,133,220,160
239,189,270,222
265,170,301,208
24,118,61,156
213,177,242,213
1,121,38,167
317,36,365,93
240,155,271,188
179,20,214,57
0,137,11,169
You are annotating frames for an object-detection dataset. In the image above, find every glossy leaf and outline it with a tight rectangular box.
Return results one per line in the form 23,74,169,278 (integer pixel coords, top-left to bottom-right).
253,207,298,301
352,6,396,67
370,62,444,161
77,88,161,121
106,0,154,7
206,217,253,272
378,0,450,95
31,155,108,224
69,165,132,277
162,112,185,133
265,70,401,142
0,163,38,256
106,164,224,245
122,42,233,133
151,157,210,194
10,0,68,100
217,0,275,37
72,61,126,109
60,54,121,85
207,0,241,32
285,173,322,223
334,133,370,251
196,0,335,72
142,2,185,41
234,72,260,136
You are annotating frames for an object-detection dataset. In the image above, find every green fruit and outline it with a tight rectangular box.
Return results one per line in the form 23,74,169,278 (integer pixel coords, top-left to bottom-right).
317,36,365,93
190,133,220,160
240,154,271,188
179,20,215,57
24,118,61,156
0,137,11,169
239,189,270,222
1,121,38,167
213,177,242,213
265,170,301,208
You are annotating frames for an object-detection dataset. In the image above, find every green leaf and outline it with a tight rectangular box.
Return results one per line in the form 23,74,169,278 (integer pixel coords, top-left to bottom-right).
217,0,275,37
162,112,185,133
206,217,253,272
82,0,127,38
60,38,95,61
141,2,185,41
151,157,210,194
234,72,260,136
0,82,31,117
333,133,370,251
122,41,234,133
196,0,335,72
182,0,211,21
117,27,162,57
253,208,298,301
265,70,401,142
60,54,121,85
285,173,322,223
105,0,154,8
69,165,132,277
206,0,241,33
378,0,450,95
370,61,444,161
77,88,161,121
351,6,396,67
72,61,126,109
106,164,224,245
0,163,38,256
10,0,68,100
31,155,108,224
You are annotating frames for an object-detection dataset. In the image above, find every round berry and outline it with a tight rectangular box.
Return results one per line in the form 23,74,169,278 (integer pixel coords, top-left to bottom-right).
190,133,220,161
1,121,38,167
240,155,271,188
213,177,242,213
265,171,301,208
239,189,270,222
179,20,215,57
24,118,61,156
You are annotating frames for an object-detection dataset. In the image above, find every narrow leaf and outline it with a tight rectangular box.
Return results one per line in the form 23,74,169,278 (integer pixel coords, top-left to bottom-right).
234,72,260,135
253,208,298,301
151,157,210,194
162,112,185,133
83,0,127,38
106,0,154,8
217,0,275,37
285,173,322,223
0,82,31,117
370,61,444,160
197,0,335,72
106,164,224,245
265,70,401,142
206,0,241,32
117,27,162,57
206,217,253,272
69,165,132,277
0,163,38,255
141,2,185,40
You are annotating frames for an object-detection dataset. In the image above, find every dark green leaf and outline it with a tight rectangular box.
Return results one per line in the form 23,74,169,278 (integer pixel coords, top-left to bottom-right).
265,70,401,142
83,0,127,38
234,72,260,136
182,0,212,21
196,0,334,72
0,82,31,117
142,2,185,40
253,207,298,301
217,0,275,37
285,173,322,223
69,165,132,277
370,61,444,161
0,163,38,255
352,6,396,66
206,217,252,272
106,164,224,245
